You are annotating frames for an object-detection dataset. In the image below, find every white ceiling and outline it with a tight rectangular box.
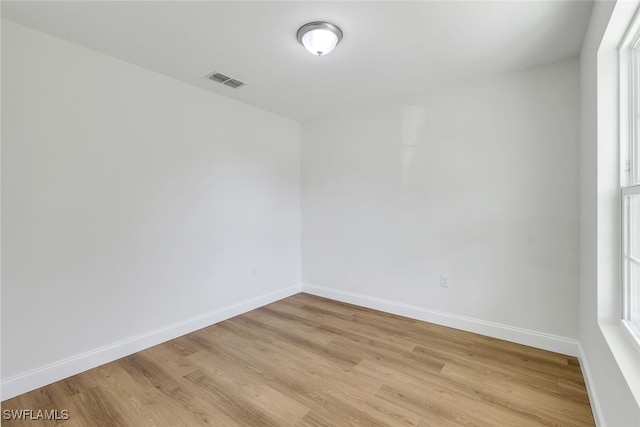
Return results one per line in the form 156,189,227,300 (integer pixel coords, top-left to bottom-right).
1,1,593,121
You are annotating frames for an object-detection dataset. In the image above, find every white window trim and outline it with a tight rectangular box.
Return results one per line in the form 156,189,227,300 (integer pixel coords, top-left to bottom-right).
620,6,640,351
596,0,640,406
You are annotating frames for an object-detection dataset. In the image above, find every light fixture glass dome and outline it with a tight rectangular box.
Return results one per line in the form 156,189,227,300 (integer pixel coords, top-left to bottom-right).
297,22,343,56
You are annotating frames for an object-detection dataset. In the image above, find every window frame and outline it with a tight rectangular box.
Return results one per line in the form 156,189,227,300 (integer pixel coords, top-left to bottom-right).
620,11,640,349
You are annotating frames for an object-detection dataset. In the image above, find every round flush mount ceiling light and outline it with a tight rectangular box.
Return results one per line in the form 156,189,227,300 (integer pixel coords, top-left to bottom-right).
297,21,343,56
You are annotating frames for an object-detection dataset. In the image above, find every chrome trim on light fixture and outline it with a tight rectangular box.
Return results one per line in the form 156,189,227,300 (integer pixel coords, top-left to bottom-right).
297,21,343,44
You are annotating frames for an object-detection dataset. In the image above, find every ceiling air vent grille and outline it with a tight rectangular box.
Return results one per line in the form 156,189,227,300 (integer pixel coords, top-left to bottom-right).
206,71,246,89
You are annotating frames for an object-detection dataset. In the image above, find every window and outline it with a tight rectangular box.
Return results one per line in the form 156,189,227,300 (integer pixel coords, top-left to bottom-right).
621,16,640,344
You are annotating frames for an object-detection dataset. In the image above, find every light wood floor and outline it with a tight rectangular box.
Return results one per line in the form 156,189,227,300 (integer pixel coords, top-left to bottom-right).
1,293,594,426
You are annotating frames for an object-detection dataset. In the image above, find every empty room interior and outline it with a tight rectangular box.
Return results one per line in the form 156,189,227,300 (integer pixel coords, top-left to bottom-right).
2,1,640,426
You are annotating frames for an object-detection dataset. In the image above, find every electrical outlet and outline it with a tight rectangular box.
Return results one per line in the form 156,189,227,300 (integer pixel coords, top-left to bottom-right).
251,266,257,277
440,274,449,288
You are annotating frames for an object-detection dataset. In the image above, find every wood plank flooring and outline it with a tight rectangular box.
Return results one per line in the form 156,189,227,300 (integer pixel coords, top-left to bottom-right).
1,293,594,426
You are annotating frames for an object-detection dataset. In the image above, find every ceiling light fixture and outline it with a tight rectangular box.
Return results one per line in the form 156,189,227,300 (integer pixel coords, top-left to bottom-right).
297,21,343,56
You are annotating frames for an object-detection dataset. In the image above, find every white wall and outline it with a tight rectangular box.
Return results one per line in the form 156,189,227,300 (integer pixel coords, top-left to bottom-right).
579,1,640,425
1,20,300,395
302,58,580,347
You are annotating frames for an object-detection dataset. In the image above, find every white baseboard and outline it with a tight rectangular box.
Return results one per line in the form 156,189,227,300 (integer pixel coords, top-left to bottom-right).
301,283,580,357
1,284,301,402
577,344,605,426
2,282,586,403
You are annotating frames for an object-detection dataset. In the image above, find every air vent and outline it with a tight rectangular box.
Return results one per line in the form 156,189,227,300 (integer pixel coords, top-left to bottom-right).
206,71,246,89
224,79,244,89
